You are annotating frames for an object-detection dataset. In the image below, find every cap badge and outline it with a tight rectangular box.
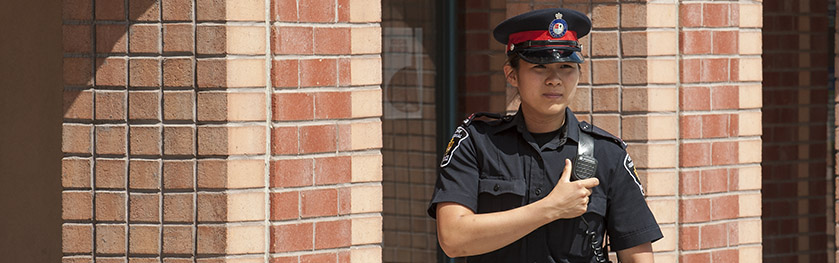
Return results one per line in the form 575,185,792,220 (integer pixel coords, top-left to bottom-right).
548,12,567,38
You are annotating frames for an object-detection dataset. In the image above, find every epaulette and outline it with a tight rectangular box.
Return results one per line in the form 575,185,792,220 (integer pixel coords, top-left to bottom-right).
578,121,627,149
461,112,509,127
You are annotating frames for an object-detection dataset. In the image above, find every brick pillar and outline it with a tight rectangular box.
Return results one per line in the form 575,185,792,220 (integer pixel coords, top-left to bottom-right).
268,0,383,262
461,0,509,116
62,0,383,262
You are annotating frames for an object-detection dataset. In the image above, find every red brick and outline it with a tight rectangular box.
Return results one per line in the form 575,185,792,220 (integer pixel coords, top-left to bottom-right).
270,158,313,187
162,0,193,21
271,0,298,21
95,91,126,120
338,58,351,86
704,3,730,27
270,256,298,263
163,58,194,87
64,25,92,53
711,249,739,263
162,24,194,53
128,91,160,120
301,189,338,218
163,91,194,121
679,170,701,195
271,223,314,252
727,221,739,246
129,24,160,54
196,25,226,54
314,27,351,54
129,0,159,21
680,86,710,111
679,225,700,250
163,160,194,189
700,223,727,249
64,90,93,120
63,158,92,188
711,195,739,220
272,27,313,54
711,85,739,110
63,191,93,220
272,92,314,121
95,0,125,21
63,224,93,253
128,160,160,190
163,193,194,223
712,30,738,55
300,59,337,87
64,124,93,154
702,114,730,138
680,142,711,167
314,219,351,249
680,30,711,55
271,191,299,220
96,25,128,53
301,252,337,263
271,126,299,155
64,0,93,20
337,0,350,21
729,58,739,82
95,158,126,189
700,169,728,194
299,0,335,22
129,193,160,222
95,224,126,254
95,192,126,221
702,58,730,82
272,59,299,88
680,59,701,84
681,252,711,263
680,198,710,223
314,156,351,185
64,57,93,86
314,92,351,119
196,59,226,88
711,141,737,165
680,115,702,139
300,124,337,154
338,187,351,215
95,126,127,155
129,58,161,87
163,126,195,156
162,225,194,254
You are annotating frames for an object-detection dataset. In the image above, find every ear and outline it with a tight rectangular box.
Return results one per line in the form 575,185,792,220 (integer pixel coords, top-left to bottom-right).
503,64,518,88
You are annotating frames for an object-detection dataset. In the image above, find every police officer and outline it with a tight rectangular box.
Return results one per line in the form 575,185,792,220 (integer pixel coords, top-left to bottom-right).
428,8,663,263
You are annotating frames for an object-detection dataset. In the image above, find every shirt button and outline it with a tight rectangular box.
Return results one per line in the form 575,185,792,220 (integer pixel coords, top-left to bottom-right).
493,184,500,191
535,188,542,195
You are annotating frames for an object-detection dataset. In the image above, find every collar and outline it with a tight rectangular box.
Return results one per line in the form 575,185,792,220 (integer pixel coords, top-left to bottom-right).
494,107,581,144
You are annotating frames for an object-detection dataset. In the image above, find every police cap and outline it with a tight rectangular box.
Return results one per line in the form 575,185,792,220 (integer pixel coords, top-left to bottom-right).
493,8,592,64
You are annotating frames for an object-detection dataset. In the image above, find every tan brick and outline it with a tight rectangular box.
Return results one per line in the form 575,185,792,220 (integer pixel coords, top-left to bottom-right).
652,225,676,252
95,125,127,155
163,193,194,223
351,246,383,263
739,84,762,109
65,90,93,120
739,245,762,261
737,111,761,136
128,225,160,254
226,59,266,87
738,57,762,82
590,31,618,57
163,24,194,53
739,219,762,244
228,126,266,155
620,4,646,28
739,193,761,217
351,88,382,118
163,160,194,190
739,4,763,28
351,57,382,86
621,115,677,141
128,91,160,120
95,91,126,120
226,0,265,21
352,216,382,245
129,126,161,156
647,30,677,56
226,26,266,55
163,126,195,156
644,170,676,196
163,58,194,87
129,193,160,223
621,31,647,57
591,114,620,137
162,225,194,254
626,143,677,169
738,165,761,191
647,4,677,28
96,224,126,254
349,0,381,22
647,59,678,84
227,192,266,222
346,121,382,151
95,159,125,189
226,224,266,254
227,92,267,121
646,198,676,224
592,5,618,29
198,159,265,189
64,124,92,154
352,154,383,183
351,26,382,54
739,31,762,55
351,185,382,214
654,254,676,263
738,139,761,164
63,191,93,220
163,91,194,121
570,87,591,112
63,158,92,188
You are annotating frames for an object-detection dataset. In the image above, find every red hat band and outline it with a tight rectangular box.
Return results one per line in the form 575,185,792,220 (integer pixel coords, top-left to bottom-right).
507,30,579,53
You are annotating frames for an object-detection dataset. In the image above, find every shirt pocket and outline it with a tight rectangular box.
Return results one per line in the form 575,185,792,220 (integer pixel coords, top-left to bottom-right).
476,178,526,214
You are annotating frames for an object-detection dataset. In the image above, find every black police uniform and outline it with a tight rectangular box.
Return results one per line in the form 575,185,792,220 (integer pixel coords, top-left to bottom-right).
428,108,663,262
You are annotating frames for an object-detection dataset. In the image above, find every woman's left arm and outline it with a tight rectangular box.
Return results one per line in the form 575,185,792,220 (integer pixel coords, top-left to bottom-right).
616,242,654,263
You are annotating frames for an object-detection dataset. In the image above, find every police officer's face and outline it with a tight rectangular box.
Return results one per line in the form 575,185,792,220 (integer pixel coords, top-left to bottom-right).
504,60,580,117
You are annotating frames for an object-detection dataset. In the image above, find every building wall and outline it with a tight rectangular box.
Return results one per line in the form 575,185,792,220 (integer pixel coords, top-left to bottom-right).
0,0,63,262
762,1,835,262
60,0,383,262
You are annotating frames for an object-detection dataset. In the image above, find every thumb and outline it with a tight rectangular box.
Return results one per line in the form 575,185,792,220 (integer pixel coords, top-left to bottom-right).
559,159,573,183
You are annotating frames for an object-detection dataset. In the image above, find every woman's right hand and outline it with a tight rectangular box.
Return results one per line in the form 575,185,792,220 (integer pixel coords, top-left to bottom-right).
540,159,600,220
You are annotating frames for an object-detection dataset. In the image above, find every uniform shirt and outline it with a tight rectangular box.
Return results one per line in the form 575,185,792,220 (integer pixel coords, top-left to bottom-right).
428,108,663,263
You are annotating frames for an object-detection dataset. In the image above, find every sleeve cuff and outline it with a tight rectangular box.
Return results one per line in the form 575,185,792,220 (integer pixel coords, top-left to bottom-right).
609,224,664,251
427,192,478,219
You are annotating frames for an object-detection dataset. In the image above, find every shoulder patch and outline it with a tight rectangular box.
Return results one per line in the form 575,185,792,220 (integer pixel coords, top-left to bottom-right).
440,126,469,168
623,153,644,194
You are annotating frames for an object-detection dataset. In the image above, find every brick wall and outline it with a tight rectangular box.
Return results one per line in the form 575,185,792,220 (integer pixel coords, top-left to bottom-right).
62,0,383,262
761,0,836,262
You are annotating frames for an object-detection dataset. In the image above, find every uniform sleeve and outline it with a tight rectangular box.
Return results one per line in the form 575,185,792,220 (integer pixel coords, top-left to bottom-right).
605,151,663,251
427,126,481,219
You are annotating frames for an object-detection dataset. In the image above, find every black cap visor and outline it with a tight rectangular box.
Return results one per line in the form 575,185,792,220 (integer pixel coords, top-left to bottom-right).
516,47,584,64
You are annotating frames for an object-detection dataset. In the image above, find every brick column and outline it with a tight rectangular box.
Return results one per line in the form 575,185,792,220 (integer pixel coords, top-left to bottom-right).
62,0,383,262
268,0,383,262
